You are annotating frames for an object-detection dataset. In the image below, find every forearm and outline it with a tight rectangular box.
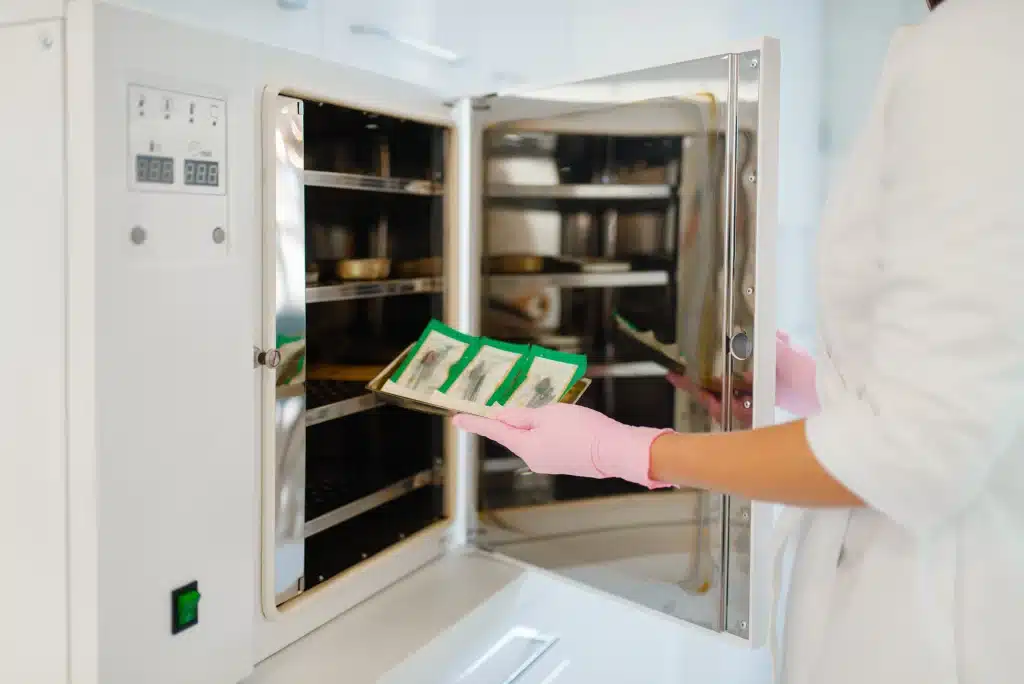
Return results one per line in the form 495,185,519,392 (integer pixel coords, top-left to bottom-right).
649,420,864,507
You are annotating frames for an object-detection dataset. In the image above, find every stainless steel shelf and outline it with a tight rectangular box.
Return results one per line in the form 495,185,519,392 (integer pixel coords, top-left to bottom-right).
488,271,669,289
307,276,443,303
588,361,666,379
306,393,380,427
305,170,444,196
304,469,437,538
488,184,673,201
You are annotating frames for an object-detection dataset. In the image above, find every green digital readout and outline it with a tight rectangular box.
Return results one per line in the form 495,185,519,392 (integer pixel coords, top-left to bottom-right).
135,155,174,184
184,159,220,187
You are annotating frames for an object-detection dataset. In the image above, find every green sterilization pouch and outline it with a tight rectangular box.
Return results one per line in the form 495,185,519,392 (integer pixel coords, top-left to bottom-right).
495,346,588,408
389,319,479,395
438,337,532,406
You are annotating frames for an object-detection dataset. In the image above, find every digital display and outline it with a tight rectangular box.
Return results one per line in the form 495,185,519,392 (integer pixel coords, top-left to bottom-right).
135,155,174,184
184,159,220,187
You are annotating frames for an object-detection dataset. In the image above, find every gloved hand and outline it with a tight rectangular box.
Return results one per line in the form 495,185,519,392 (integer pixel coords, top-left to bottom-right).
774,331,820,417
453,403,674,489
666,371,751,426
667,330,820,425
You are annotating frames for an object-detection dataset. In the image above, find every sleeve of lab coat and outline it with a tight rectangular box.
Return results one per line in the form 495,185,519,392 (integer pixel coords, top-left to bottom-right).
805,41,1024,537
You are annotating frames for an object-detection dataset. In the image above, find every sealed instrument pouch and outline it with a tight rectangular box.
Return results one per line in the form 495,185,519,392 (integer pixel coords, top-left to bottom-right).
438,337,532,406
495,347,588,409
388,319,479,394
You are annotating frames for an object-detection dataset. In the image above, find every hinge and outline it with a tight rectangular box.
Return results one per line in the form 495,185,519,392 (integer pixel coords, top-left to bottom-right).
443,96,493,111
472,95,494,111
440,524,490,552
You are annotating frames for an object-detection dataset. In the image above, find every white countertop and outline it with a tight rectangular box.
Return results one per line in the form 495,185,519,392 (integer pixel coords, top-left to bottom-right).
246,551,525,683
246,549,771,684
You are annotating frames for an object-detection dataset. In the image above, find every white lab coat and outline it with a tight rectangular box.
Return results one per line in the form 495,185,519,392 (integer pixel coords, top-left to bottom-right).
776,1,1024,682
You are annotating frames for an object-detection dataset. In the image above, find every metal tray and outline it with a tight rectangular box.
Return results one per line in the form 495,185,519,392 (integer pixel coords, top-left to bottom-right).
611,315,751,399
366,343,591,417
488,255,632,275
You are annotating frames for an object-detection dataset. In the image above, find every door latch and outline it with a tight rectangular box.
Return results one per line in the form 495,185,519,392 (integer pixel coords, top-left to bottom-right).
254,346,281,369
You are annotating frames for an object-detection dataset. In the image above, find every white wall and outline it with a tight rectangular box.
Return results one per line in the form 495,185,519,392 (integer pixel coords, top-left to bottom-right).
0,15,69,684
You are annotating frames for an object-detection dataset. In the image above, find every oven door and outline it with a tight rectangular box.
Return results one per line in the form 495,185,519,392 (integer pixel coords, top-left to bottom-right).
458,39,780,646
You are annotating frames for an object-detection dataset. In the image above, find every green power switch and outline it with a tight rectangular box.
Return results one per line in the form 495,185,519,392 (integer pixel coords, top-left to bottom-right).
171,582,201,635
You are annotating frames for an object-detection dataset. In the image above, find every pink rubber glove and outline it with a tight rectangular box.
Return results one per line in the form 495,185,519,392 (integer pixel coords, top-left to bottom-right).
453,403,675,489
667,331,820,425
775,331,820,417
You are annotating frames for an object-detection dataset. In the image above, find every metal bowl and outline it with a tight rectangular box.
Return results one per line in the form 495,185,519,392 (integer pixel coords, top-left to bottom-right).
394,256,443,278
336,258,391,281
488,254,546,274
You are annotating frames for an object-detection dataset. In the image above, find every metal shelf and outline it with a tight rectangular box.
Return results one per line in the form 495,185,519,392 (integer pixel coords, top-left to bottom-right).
488,271,669,289
304,469,437,538
305,170,444,196
306,393,380,427
488,183,673,201
306,276,443,303
588,361,666,379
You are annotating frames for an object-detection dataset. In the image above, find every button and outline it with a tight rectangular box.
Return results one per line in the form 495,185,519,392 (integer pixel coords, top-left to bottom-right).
171,581,201,634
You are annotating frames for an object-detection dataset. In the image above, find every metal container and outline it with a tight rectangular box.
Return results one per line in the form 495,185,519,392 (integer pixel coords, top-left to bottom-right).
488,254,546,274
310,222,354,261
394,256,443,278
336,258,391,281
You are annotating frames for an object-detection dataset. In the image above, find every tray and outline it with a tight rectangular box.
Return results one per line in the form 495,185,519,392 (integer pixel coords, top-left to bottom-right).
611,313,751,399
488,255,632,276
308,364,388,383
366,344,591,417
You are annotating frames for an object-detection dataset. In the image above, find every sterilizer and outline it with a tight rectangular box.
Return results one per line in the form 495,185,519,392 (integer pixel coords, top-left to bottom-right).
1,2,778,683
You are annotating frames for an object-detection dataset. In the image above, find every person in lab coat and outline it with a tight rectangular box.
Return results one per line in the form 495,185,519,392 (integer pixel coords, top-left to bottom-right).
453,0,1024,681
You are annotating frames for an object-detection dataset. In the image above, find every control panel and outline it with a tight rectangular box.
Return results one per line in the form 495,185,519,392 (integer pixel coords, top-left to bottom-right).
124,84,229,264
127,85,226,196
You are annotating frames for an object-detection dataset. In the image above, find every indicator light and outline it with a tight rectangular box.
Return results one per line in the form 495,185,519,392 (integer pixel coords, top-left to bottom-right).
171,581,201,635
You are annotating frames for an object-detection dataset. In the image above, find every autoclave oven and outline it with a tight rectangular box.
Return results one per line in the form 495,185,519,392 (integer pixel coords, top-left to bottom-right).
258,47,777,651
16,1,782,679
